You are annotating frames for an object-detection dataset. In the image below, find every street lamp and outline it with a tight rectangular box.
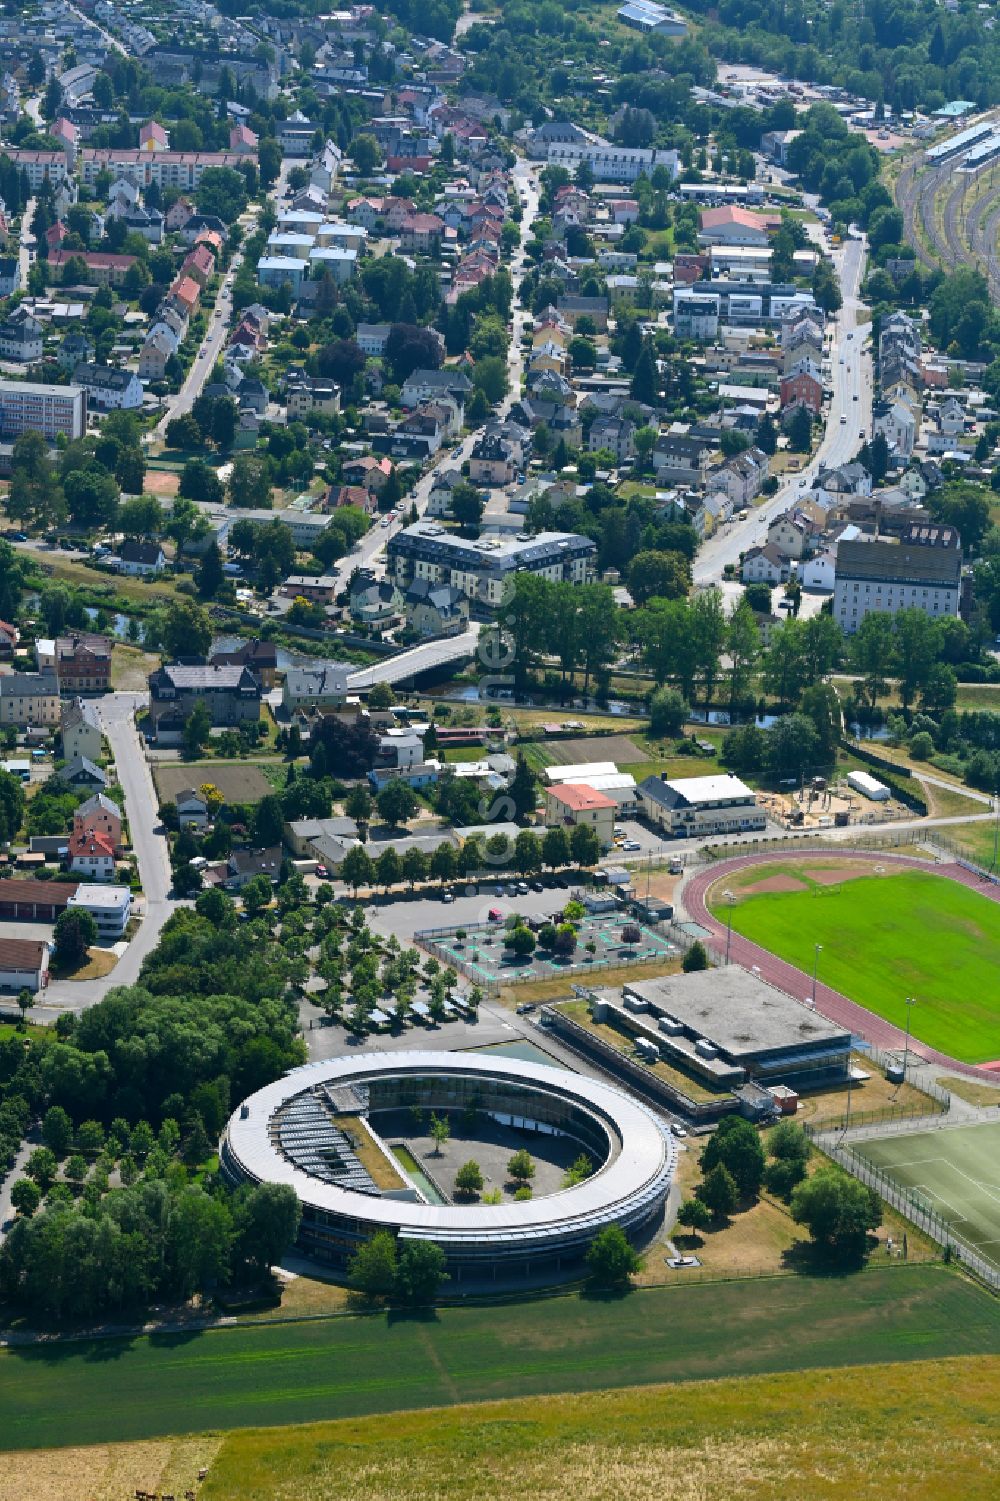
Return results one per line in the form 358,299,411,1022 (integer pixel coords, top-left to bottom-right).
723,889,735,964
811,943,823,1007
901,996,916,1082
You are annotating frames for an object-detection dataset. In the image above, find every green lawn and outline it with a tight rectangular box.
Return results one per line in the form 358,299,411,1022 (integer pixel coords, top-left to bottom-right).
857,1122,1000,1267
3,1268,999,1452
713,869,1000,1063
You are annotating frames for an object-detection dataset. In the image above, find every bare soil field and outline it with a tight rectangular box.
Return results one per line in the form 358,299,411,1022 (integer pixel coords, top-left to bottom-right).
154,763,274,805
544,733,647,765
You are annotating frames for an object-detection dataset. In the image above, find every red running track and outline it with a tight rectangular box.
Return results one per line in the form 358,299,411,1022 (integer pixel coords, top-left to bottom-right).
682,848,1000,1080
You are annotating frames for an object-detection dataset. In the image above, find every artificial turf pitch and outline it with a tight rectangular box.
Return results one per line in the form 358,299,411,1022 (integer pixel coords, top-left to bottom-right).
713,868,1000,1063
857,1121,1000,1268
3,1268,1000,1452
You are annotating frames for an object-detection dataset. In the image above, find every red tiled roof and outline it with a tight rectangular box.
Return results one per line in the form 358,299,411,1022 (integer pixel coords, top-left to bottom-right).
548,783,616,812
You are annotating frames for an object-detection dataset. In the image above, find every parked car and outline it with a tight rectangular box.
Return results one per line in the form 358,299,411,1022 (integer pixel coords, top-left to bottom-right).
442,891,454,903
622,840,641,852
315,864,329,878
670,1122,688,1138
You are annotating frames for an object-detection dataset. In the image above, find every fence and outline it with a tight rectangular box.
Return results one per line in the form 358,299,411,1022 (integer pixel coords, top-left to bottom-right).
810,1132,1000,1294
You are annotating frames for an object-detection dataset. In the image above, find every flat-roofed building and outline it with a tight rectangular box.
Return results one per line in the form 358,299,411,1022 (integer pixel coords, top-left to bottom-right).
638,772,766,838
610,969,851,1087
0,379,85,441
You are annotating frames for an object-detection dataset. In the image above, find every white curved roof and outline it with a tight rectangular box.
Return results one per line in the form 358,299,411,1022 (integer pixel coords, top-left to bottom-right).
223,1051,673,1242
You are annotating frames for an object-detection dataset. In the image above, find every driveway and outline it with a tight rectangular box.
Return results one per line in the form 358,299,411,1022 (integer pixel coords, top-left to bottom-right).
32,692,178,1020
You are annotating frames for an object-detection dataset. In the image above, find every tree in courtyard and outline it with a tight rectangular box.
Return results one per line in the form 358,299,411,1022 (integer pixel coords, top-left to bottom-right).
376,778,418,829
241,873,273,917
53,908,97,969
699,1162,738,1222
345,785,373,826
790,1169,881,1263
585,1224,643,1290
429,1112,451,1155
509,755,537,819
393,1240,448,1304
454,1160,484,1200
507,1148,535,1185
375,846,402,892
183,700,212,759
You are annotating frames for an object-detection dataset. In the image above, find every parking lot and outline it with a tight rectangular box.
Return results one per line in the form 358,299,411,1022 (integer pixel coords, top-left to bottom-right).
367,881,578,942
423,911,678,987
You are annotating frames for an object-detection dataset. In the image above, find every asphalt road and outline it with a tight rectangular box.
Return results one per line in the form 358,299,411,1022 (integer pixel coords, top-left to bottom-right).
693,235,872,585
153,160,295,438
309,159,542,598
33,692,177,1020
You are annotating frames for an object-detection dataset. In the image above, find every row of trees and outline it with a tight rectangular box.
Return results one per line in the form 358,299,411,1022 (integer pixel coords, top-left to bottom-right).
336,821,602,897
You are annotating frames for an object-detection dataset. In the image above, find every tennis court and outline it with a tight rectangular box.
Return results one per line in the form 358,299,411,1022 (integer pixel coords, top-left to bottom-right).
857,1121,1000,1267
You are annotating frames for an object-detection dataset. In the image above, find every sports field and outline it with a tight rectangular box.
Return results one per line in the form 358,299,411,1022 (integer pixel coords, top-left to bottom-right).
857,1121,1000,1267
711,865,1000,1063
2,1268,999,1452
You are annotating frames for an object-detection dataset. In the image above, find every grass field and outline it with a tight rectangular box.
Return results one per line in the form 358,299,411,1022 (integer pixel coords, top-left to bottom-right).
8,1355,1000,1501
857,1122,1000,1268
712,866,1000,1063
2,1268,999,1452
196,1354,1000,1501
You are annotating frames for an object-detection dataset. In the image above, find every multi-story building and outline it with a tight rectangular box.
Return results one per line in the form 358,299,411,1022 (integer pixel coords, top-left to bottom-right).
71,363,142,412
66,883,131,939
147,664,262,741
833,537,963,633
79,150,250,191
37,633,112,693
638,773,766,838
387,524,597,612
0,309,42,362
61,697,103,762
3,150,69,190
0,671,60,727
0,379,85,441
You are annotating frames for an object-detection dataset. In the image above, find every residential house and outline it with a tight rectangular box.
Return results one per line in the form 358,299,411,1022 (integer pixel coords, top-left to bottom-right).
68,829,116,882
116,540,166,576
74,793,122,849
589,415,636,462
72,363,143,411
209,639,278,691
37,632,112,693
349,570,405,627
356,322,390,356
780,370,823,415
873,399,916,459
281,663,355,712
404,579,470,637
0,672,59,727
61,755,108,789
767,513,808,560
0,620,17,660
0,309,43,363
740,544,789,585
469,431,516,486
61,698,102,762
175,788,209,829
652,433,713,486
544,783,615,850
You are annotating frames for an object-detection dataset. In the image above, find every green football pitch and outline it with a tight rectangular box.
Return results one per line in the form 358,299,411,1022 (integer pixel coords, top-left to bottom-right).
857,1122,1000,1267
713,867,1000,1063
